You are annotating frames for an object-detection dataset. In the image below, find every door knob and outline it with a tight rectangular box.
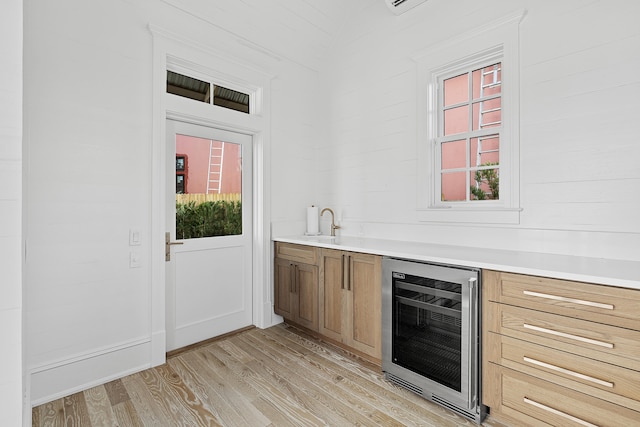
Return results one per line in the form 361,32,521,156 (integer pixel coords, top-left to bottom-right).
165,232,184,261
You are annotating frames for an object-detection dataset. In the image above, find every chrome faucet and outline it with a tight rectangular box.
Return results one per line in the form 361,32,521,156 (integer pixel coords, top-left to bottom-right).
321,208,341,236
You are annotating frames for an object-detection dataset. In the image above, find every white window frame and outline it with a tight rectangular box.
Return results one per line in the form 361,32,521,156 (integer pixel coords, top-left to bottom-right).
415,11,525,224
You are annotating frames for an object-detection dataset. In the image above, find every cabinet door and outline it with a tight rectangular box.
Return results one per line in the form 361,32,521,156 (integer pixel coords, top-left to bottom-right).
319,249,346,341
294,262,319,331
347,253,382,359
274,258,295,320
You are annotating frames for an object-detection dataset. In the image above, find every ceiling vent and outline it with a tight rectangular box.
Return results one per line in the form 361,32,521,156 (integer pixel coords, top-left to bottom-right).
385,0,429,15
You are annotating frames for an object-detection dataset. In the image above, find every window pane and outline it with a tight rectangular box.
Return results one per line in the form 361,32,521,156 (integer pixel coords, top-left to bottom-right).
166,71,251,114
175,134,243,239
470,168,499,200
441,171,466,201
472,63,501,99
176,174,185,194
471,135,499,167
435,59,506,206
443,73,468,106
441,139,466,170
473,97,501,130
167,71,211,103
213,85,250,114
443,105,469,136
176,156,185,171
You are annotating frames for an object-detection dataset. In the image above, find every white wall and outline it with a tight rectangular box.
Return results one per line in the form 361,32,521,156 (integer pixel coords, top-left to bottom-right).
23,0,640,410
316,0,640,261
0,0,24,424
23,0,323,405
24,0,155,405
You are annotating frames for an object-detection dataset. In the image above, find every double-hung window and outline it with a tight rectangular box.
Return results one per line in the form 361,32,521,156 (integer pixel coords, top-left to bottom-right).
415,12,524,224
438,61,502,203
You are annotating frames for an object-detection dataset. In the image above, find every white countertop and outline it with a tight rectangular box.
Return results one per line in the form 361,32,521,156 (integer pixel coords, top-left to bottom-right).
273,235,640,290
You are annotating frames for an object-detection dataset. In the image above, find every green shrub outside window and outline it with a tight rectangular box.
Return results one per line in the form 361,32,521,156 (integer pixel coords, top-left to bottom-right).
176,200,242,239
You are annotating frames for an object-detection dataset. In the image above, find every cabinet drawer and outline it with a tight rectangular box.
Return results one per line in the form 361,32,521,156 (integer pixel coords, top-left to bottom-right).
275,242,318,264
486,332,640,412
497,367,640,427
484,270,640,330
488,302,640,370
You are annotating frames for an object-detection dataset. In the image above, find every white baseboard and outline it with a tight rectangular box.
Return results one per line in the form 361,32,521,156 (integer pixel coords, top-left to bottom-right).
30,340,151,406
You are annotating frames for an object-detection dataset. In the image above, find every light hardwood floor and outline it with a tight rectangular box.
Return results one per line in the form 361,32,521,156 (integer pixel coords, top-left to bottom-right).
32,324,507,426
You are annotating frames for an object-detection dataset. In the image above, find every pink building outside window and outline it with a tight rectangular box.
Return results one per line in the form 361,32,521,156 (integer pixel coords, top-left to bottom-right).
440,62,501,202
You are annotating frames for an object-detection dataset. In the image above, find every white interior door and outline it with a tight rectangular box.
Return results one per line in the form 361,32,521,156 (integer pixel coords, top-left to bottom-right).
165,119,253,351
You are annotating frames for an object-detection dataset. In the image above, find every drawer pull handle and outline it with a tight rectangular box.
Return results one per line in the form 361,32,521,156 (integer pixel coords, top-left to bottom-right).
523,290,614,310
523,398,598,427
523,324,614,349
523,356,614,388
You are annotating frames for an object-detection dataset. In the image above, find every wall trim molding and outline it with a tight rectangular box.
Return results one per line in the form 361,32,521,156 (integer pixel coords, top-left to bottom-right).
29,340,151,406
411,9,527,62
29,337,151,375
148,24,277,80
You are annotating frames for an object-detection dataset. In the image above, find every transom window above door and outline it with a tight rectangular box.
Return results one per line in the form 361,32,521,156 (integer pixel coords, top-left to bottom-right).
167,70,250,114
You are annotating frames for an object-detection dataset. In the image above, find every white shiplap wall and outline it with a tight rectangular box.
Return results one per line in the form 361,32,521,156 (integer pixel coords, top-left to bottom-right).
21,0,640,412
24,0,157,405
23,0,360,407
315,0,640,261
0,0,23,425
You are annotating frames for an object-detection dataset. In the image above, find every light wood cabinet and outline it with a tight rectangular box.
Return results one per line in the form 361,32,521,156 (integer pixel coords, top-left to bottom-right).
274,243,319,331
483,270,640,426
485,270,640,330
319,248,382,361
485,365,640,427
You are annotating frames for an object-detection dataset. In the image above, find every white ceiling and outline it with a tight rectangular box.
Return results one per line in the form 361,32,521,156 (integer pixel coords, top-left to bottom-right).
162,0,377,71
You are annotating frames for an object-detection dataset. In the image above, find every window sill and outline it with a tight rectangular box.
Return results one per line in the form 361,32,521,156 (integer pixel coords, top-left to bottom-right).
417,207,521,225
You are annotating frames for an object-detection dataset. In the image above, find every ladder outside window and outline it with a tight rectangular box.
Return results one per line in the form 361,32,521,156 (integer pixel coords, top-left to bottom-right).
207,140,225,194
475,63,501,198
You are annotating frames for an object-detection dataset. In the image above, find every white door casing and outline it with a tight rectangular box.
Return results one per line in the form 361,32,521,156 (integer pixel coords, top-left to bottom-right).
150,25,276,366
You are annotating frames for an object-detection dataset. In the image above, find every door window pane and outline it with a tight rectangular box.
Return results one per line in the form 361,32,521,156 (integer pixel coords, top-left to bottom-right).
174,134,243,239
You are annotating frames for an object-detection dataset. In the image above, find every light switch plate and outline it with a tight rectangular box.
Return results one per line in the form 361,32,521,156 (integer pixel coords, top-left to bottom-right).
130,250,142,268
129,228,141,246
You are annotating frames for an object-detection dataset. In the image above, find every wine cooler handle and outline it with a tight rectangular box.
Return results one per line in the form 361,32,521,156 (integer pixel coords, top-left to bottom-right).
467,277,477,407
